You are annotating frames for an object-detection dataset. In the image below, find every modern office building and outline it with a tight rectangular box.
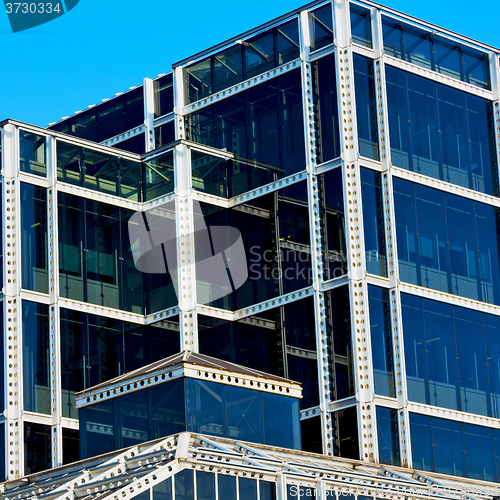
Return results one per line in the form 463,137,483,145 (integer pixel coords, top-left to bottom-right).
2,0,500,497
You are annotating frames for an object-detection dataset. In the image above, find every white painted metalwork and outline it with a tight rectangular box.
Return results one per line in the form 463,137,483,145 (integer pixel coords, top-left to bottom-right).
1,124,23,479
334,0,378,462
100,125,146,148
300,7,335,456
153,111,175,128
371,7,411,468
143,78,155,152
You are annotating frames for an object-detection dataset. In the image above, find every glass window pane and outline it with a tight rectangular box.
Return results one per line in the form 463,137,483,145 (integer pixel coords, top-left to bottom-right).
263,392,301,449
144,151,174,201
116,390,149,449
368,286,395,398
310,4,333,51
214,46,243,92
20,131,46,176
185,379,226,437
245,31,274,79
300,416,322,454
175,469,194,500
62,428,79,465
350,4,372,48
334,406,359,459
409,413,433,472
260,480,277,500
154,121,175,148
239,477,257,500
462,47,490,89
154,74,174,118
24,423,51,475
376,407,399,466
226,386,264,443
432,418,464,477
404,25,432,69
113,134,145,155
196,471,215,500
218,474,236,499
485,315,500,419
276,19,299,65
21,183,48,293
79,399,115,459
187,58,212,103
287,355,319,410
433,36,462,81
150,379,185,439
153,477,172,500
22,301,50,414
463,423,495,481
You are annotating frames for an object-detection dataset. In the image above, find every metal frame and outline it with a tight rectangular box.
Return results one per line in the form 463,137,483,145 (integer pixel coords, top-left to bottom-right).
334,0,378,462
143,78,155,152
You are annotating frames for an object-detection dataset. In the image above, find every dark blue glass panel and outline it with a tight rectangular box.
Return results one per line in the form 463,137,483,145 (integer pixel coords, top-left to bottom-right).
401,294,427,404
354,55,379,160
423,300,459,411
376,407,399,465
79,398,115,459
263,392,301,449
285,297,316,351
21,183,48,293
455,308,489,416
22,301,50,414
113,134,145,154
368,286,394,398
334,406,359,459
301,416,322,454
226,386,264,443
260,480,277,500
361,169,386,276
287,355,319,410
185,379,226,437
20,131,46,177
485,315,500,419
24,423,51,475
154,74,173,118
153,477,173,500
382,18,403,59
154,121,175,149
239,478,258,500
350,4,371,48
386,67,496,194
196,471,215,500
315,56,340,163
62,428,79,465
409,413,433,471
432,418,464,477
462,46,490,89
150,380,185,439
175,469,194,500
404,25,432,70
218,474,237,498
116,390,149,449
310,4,333,51
463,423,495,481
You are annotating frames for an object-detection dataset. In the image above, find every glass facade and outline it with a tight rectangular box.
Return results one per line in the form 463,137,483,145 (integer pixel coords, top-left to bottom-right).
2,0,500,485
79,376,301,458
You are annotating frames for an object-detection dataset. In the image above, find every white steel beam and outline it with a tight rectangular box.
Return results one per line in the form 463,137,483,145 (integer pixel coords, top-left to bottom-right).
334,0,378,462
143,78,155,152
490,54,500,195
371,7,411,468
47,136,63,468
300,8,335,456
1,124,23,479
174,66,198,351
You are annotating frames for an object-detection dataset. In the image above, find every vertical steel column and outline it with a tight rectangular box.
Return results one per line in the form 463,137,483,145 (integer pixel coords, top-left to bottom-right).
371,8,411,467
490,53,500,189
47,135,63,468
173,66,198,351
143,78,156,153
1,124,23,479
299,10,335,456
333,0,378,462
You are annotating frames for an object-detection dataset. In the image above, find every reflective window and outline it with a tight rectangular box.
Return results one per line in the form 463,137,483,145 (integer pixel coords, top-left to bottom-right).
321,168,347,280
24,423,51,475
196,471,215,500
394,179,500,304
22,301,49,414
21,183,48,293
333,406,359,459
188,70,305,196
369,286,394,398
154,121,175,148
301,416,322,454
263,391,301,449
175,469,194,500
382,16,490,89
402,294,500,418
20,131,46,177
60,309,180,418
218,475,236,499
62,428,79,465
287,355,319,410
386,67,497,194
57,141,142,201
350,4,372,48
113,133,145,154
354,56,379,160
314,56,341,163
154,74,174,118
186,19,299,103
328,286,354,400
361,169,386,276
153,477,173,500
144,150,174,201
49,87,144,142
260,480,277,500
409,413,499,481
310,4,333,51
226,385,264,442
376,406,399,465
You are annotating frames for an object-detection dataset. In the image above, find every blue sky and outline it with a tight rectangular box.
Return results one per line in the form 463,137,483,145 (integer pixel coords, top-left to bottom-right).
1,0,499,128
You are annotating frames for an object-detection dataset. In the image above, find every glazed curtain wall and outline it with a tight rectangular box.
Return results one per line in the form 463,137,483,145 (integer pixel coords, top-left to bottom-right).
394,178,500,304
387,66,497,194
402,293,500,418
